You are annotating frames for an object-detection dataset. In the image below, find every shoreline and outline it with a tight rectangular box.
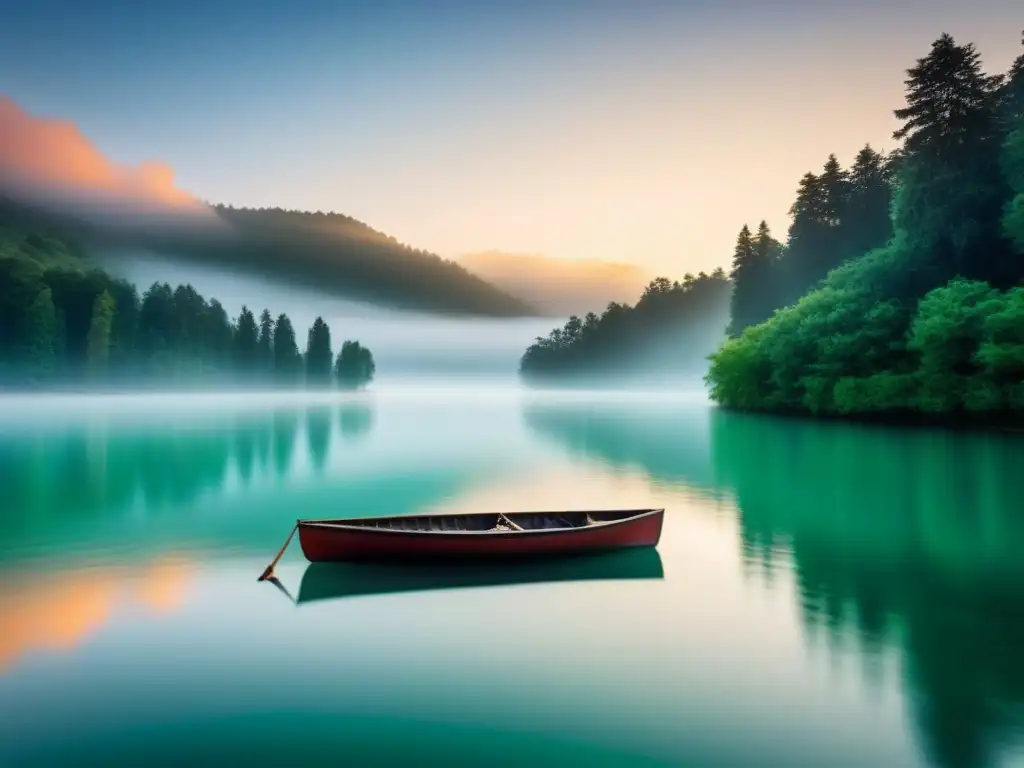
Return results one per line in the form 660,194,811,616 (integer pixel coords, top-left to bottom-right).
712,403,1024,435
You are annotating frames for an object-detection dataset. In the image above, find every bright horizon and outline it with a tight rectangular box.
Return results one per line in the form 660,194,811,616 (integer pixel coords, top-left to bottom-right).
1,1,1021,278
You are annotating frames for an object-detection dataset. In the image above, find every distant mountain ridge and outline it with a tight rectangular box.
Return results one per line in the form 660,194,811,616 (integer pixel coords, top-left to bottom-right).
457,250,654,317
0,193,537,317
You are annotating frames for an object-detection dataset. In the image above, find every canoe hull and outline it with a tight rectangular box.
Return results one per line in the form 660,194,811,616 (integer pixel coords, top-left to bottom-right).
297,509,664,563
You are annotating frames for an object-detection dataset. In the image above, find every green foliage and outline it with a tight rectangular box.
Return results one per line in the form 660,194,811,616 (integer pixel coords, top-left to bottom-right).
257,309,274,374
519,271,731,382
0,228,376,390
271,314,302,381
728,222,781,335
707,31,1024,422
305,317,333,385
1003,123,1024,252
233,306,259,372
24,287,56,378
86,290,116,375
335,340,375,390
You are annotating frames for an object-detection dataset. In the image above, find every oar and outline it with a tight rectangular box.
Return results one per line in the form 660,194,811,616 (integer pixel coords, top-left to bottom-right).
258,523,299,581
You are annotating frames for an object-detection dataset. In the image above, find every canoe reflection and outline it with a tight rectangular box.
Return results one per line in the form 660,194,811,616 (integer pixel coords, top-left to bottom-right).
293,548,664,605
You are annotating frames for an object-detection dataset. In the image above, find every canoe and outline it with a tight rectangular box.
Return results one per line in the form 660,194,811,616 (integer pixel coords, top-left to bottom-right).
295,547,664,604
296,508,664,563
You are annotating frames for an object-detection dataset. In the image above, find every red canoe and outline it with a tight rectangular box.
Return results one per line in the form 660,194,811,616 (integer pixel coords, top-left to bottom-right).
295,509,664,563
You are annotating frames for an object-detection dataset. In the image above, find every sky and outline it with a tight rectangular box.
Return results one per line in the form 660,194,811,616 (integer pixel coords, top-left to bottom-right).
1,0,1022,277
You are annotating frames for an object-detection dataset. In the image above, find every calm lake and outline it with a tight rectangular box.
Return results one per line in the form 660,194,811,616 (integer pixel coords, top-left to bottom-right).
1,384,1023,768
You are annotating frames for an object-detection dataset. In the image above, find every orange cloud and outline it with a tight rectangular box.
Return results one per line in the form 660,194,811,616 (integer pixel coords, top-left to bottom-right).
0,96,211,218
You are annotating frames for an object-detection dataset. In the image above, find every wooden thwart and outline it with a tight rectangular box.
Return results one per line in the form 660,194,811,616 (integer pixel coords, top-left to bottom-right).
497,513,524,531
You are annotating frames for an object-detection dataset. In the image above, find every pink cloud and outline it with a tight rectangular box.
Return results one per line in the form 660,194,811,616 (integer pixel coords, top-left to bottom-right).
0,96,216,223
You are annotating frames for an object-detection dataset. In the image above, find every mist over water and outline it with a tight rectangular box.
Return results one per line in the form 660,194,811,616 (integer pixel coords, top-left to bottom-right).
94,250,561,378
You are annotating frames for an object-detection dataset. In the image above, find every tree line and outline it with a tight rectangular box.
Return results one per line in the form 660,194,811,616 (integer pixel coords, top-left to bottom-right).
0,229,376,390
706,31,1024,421
519,270,731,382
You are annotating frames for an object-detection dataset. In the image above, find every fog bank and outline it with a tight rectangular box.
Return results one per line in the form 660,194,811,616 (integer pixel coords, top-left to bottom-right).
96,251,558,378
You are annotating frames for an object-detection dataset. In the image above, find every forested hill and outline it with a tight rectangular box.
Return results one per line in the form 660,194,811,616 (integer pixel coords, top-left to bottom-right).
0,196,536,317
706,32,1024,422
519,270,732,384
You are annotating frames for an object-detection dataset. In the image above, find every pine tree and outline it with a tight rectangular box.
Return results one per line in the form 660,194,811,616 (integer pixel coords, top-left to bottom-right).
999,31,1024,125
845,145,894,258
233,306,259,372
894,34,1003,160
202,299,233,374
272,313,301,381
305,317,333,385
257,308,274,374
728,224,767,336
138,282,175,366
24,287,56,379
818,154,849,228
86,290,116,376
781,172,827,302
892,33,1010,285
1002,116,1024,251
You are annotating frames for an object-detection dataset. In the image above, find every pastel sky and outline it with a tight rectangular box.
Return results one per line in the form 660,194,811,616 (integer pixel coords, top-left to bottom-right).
1,0,1021,276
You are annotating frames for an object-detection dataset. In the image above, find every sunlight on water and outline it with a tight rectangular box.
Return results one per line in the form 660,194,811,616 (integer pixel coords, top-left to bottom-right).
1,386,1023,767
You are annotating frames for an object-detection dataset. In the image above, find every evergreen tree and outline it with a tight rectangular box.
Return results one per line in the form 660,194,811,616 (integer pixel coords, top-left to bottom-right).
818,154,849,229
728,224,771,335
780,172,827,302
305,316,333,385
203,299,234,373
108,282,139,375
999,32,1024,125
257,308,274,374
138,282,175,369
24,287,56,378
86,290,116,376
1003,117,1024,251
892,33,1009,285
272,313,301,381
845,145,894,258
894,34,1003,158
335,340,376,389
233,306,259,372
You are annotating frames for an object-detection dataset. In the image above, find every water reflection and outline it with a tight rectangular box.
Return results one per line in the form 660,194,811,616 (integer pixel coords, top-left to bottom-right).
0,404,380,516
0,403,384,562
522,402,716,492
306,406,333,473
709,411,1024,768
338,403,374,441
0,555,192,671
524,402,1024,768
290,548,664,605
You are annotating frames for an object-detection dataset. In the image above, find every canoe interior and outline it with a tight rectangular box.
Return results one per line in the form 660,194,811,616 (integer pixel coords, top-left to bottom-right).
303,509,659,533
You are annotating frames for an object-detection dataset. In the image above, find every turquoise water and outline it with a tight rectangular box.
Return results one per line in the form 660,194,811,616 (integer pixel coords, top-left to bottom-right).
1,386,1023,767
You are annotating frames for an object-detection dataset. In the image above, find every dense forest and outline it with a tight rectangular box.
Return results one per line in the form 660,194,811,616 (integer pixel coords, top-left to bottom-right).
0,227,375,390
519,270,731,382
0,196,534,317
706,32,1024,421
